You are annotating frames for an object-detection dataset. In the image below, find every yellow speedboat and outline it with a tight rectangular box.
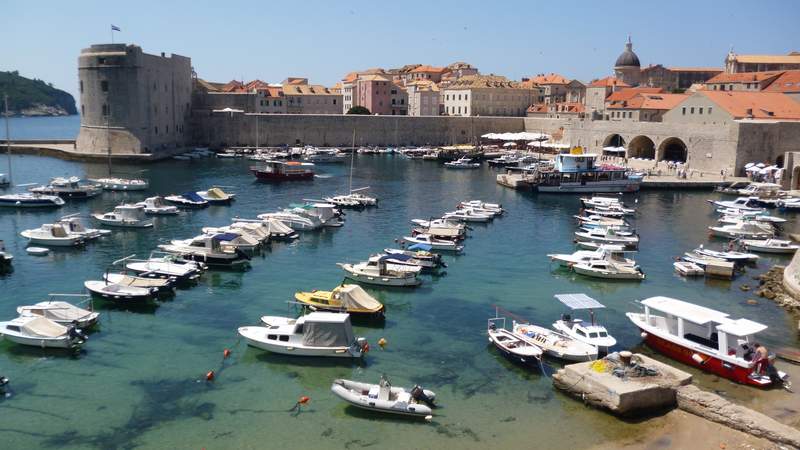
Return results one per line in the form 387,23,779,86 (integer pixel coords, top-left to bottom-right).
294,284,385,317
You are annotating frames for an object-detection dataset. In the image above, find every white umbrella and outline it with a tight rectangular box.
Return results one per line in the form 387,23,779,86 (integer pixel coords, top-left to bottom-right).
745,166,760,172
744,162,755,169
756,163,766,168
503,142,517,147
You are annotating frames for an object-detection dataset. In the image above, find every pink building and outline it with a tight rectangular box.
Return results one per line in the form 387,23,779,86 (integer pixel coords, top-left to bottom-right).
357,74,392,115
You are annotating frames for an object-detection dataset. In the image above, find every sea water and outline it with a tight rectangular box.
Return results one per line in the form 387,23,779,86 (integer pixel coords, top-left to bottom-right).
0,149,798,449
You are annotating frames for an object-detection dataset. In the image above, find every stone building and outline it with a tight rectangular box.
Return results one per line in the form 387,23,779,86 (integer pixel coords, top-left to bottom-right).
281,78,342,115
613,36,641,87
584,76,630,119
356,74,392,115
406,81,440,116
725,51,800,73
663,91,800,124
441,75,536,117
525,73,570,104
76,43,192,154
606,92,688,123
704,71,785,92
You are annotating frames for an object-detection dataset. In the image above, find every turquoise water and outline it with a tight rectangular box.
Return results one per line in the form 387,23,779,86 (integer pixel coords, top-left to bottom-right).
1,115,80,140
0,151,798,449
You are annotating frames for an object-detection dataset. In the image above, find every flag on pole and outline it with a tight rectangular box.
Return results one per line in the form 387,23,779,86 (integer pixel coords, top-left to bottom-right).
111,24,121,31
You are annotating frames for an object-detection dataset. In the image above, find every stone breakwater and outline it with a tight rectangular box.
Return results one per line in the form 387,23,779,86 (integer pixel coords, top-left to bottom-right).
756,266,800,315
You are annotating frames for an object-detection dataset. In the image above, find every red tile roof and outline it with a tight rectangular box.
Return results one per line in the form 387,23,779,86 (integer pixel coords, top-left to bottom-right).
700,91,800,120
410,65,447,73
706,71,784,84
588,76,630,88
529,73,570,85
606,87,664,103
762,70,800,93
668,67,723,73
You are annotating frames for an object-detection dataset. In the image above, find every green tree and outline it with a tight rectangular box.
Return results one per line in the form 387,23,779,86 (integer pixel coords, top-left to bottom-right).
347,106,371,115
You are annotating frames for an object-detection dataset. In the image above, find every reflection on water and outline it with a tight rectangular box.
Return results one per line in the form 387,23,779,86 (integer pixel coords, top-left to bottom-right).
0,152,798,449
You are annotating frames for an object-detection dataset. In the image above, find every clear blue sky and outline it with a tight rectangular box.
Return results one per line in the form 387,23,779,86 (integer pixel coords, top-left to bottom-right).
2,0,798,99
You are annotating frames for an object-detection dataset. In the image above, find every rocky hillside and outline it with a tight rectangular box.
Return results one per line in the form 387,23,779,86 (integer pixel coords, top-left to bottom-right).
0,70,77,116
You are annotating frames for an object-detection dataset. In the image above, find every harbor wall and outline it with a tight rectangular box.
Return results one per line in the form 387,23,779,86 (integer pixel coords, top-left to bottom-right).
189,113,524,148
782,251,800,300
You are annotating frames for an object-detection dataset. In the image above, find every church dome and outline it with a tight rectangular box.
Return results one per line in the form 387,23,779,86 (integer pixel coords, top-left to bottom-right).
614,36,640,67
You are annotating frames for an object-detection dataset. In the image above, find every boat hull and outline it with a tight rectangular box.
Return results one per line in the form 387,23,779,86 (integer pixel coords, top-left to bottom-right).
536,181,640,194
239,327,359,358
342,270,421,287
0,333,79,349
0,198,64,208
251,169,314,182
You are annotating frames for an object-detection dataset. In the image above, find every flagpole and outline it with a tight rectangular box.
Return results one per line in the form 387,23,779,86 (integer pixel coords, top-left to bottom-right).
111,26,114,44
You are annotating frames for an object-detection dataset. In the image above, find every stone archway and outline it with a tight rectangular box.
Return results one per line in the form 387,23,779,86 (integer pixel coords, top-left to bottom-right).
776,154,785,168
603,134,626,148
659,137,688,163
627,135,656,159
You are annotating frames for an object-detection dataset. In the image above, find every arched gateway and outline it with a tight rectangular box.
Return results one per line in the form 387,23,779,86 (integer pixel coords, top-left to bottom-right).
659,137,688,163
627,135,655,159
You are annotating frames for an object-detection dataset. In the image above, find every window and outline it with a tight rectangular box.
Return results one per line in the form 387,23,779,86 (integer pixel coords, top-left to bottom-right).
708,107,712,114
465,94,468,101
458,106,461,114
400,99,404,105
690,107,695,114
101,80,108,92
81,104,85,115
682,107,686,115
699,107,703,114
80,81,83,93
279,335,289,342
102,103,108,116
154,126,158,135
166,126,169,133
391,99,396,105
98,57,106,64
267,335,277,340
333,99,337,105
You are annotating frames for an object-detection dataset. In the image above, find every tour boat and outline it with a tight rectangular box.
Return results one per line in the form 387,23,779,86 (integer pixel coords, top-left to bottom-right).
574,227,639,248
708,221,774,239
136,196,179,215
93,204,154,228
84,280,158,302
196,187,236,205
627,296,789,388
442,208,493,223
331,377,436,420
487,313,543,366
164,192,209,208
0,315,86,349
20,222,86,247
338,255,422,287
674,260,705,277
383,246,446,272
91,177,149,191
158,233,251,268
444,157,480,169
17,296,99,329
239,312,369,358
572,259,645,280
693,245,758,263
403,234,463,252
528,151,642,193
103,272,176,295
251,160,315,181
294,284,385,317
709,197,763,212
512,321,597,362
548,246,635,268
551,293,616,352
29,176,102,199
740,239,800,254
0,192,65,208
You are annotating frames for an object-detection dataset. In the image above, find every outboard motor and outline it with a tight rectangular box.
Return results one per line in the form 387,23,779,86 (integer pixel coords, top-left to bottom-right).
68,325,88,343
410,385,436,407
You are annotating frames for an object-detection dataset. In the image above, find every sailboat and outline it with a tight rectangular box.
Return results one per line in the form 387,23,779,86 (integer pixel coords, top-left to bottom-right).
324,129,378,208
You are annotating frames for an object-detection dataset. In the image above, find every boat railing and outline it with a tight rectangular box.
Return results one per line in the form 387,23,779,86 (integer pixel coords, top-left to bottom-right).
47,293,93,310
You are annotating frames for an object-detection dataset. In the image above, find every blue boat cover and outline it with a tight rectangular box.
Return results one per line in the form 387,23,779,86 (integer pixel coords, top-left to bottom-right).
408,243,432,251
182,191,205,202
212,232,240,242
383,253,412,262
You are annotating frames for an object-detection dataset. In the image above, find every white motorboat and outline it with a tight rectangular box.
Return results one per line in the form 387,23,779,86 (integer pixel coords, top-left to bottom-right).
551,293,616,352
740,239,800,254
575,215,627,227
582,207,630,218
17,296,99,329
403,234,463,252
196,187,236,205
693,245,758,263
331,377,436,420
442,208,493,222
201,226,261,251
257,210,323,231
91,177,149,191
26,247,49,256
126,255,203,282
718,214,786,225
411,218,466,234
136,196,179,215
158,234,251,268
574,228,639,248
0,192,65,208
93,204,154,228
674,260,705,276
487,313,543,366
708,221,774,239
709,197,763,212
574,241,628,251
571,259,645,280
226,222,271,244
291,203,344,227
459,200,503,214
262,218,298,240
84,280,157,302
579,223,634,235
103,272,176,295
239,312,368,358
29,176,102,199
580,196,627,208
444,157,480,169
0,315,87,349
548,246,635,268
338,255,422,287
383,246,446,272
627,296,789,388
778,198,800,211
59,215,110,240
325,191,378,208
164,192,209,208
304,149,347,164
512,321,597,361
20,222,86,247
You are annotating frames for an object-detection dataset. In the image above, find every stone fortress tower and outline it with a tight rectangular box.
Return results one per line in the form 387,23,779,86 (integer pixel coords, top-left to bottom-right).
76,44,192,155
613,36,641,86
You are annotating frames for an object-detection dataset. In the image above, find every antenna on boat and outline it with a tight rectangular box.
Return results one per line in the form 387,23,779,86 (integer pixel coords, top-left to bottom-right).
3,93,11,186
106,88,112,176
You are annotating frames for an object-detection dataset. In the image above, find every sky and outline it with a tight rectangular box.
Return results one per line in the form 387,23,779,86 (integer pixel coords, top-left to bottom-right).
1,0,799,99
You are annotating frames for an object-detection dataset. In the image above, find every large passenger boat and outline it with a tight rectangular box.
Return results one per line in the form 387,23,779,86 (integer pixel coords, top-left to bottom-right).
250,160,315,181
528,148,642,193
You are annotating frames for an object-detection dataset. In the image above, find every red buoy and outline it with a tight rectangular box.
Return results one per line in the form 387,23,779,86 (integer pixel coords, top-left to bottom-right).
223,349,231,359
206,370,215,381
298,396,310,405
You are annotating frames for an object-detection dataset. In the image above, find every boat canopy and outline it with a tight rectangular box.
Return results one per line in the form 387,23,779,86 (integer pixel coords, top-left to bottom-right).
555,293,606,310
19,301,88,322
335,285,382,310
206,187,229,199
301,313,355,347
640,296,729,325
21,316,67,338
408,243,432,251
182,192,205,202
383,253,413,262
716,318,768,336
212,232,241,242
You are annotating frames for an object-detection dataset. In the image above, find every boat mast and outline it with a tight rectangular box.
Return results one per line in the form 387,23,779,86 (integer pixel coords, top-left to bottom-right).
349,127,355,194
3,94,11,185
255,114,260,151
106,92,111,175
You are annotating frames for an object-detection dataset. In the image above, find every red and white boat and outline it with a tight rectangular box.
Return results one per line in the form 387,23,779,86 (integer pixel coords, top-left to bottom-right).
626,296,788,388
250,160,314,181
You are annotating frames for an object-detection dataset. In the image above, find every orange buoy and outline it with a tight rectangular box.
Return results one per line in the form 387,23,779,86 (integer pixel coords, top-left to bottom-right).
223,349,231,359
206,370,215,381
298,396,310,405
378,338,387,349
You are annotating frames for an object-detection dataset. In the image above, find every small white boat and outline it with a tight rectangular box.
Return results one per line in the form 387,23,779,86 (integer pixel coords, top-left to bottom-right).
0,315,86,349
158,234,251,268
164,192,209,208
411,219,466,234
548,246,635,268
710,197,763,212
103,272,176,294
257,210,323,231
338,255,421,287
84,280,157,302
572,259,645,280
403,234,463,252
708,221,774,239
383,247,446,272
201,227,261,251
0,240,13,267
740,239,800,254
91,177,149,191
442,208,493,222
331,377,436,420
26,247,49,256
459,200,503,214
693,245,758,263
239,312,368,358
574,241,627,251
580,196,627,208
487,313,543,366
778,198,800,211
17,296,99,329
93,204,154,228
325,187,378,208
574,228,639,248
444,157,480,169
126,256,203,282
136,196,179,215
59,215,110,241
196,187,236,205
551,293,616,352
674,260,705,276
575,215,627,228
21,223,85,247
512,321,597,361
29,176,102,199
718,214,786,225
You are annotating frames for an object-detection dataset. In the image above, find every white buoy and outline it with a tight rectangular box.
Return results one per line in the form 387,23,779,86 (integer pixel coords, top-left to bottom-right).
640,332,648,338
26,247,49,256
